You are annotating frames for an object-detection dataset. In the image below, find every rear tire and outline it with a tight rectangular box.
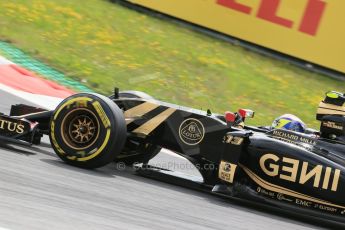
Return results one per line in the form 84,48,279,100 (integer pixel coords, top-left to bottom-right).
49,93,126,169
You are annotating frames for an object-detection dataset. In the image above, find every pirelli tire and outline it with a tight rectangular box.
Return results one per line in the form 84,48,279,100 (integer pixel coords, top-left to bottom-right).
49,93,126,169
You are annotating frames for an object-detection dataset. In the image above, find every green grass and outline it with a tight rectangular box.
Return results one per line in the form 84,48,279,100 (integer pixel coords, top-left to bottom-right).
0,0,344,128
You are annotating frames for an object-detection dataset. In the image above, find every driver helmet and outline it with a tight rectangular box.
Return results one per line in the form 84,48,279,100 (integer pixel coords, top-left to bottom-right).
271,114,306,133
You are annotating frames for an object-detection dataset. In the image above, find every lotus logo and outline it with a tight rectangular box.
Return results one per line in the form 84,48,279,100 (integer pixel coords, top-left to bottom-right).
179,118,205,145
0,118,25,134
188,124,196,133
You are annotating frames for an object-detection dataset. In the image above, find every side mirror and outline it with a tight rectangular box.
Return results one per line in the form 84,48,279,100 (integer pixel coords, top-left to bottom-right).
224,111,236,123
238,109,255,119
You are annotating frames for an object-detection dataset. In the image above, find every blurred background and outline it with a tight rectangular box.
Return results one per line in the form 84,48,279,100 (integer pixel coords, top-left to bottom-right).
0,0,344,128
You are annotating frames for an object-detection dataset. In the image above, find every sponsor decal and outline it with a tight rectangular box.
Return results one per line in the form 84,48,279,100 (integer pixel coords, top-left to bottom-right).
179,118,205,145
128,0,345,73
92,101,111,129
257,187,339,213
259,153,341,192
314,203,338,213
241,163,345,214
256,186,275,198
257,187,293,202
217,0,327,36
295,198,313,207
223,134,244,145
294,198,339,213
0,118,25,134
271,130,316,145
218,161,237,183
276,193,293,202
322,121,343,130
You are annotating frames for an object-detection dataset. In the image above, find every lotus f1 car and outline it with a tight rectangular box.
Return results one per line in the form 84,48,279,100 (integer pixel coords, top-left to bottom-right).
1,89,345,224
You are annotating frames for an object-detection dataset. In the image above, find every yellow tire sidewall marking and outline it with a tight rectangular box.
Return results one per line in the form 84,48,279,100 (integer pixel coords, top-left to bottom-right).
92,101,111,129
52,96,113,162
77,128,111,161
50,120,65,155
54,97,93,120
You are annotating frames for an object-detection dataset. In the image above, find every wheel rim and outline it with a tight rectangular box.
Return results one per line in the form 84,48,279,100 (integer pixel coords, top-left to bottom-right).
69,115,96,144
61,108,101,150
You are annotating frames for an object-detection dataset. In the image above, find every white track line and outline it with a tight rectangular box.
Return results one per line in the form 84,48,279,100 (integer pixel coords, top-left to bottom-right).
0,56,13,65
0,55,63,109
0,83,62,110
0,55,186,161
0,81,186,159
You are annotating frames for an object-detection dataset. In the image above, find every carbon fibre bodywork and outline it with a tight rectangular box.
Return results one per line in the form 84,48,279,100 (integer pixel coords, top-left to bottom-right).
115,97,345,223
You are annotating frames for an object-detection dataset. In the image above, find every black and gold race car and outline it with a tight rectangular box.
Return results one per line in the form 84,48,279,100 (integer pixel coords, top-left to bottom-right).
0,89,345,224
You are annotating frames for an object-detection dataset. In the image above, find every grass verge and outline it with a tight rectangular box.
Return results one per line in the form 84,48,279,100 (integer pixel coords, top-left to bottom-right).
0,0,344,127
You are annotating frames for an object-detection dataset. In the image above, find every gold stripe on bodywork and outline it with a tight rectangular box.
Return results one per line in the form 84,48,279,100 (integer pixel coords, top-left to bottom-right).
132,108,176,136
124,102,159,125
317,102,345,116
319,102,345,111
15,111,48,119
317,108,345,116
239,163,345,210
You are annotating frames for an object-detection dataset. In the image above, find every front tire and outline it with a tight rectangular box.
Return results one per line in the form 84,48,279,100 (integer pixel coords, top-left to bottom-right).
49,93,126,169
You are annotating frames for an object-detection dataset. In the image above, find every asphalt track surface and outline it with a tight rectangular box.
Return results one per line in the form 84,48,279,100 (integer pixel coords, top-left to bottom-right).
0,90,329,230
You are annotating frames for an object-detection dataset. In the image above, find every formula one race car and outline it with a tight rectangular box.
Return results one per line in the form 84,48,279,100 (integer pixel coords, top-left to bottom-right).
0,89,345,224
